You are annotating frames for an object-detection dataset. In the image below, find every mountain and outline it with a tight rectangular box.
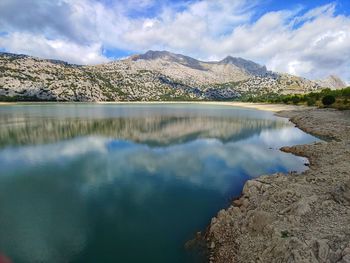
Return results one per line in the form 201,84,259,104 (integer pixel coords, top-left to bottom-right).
117,50,251,86
315,75,346,90
219,56,269,76
0,50,343,102
131,50,205,70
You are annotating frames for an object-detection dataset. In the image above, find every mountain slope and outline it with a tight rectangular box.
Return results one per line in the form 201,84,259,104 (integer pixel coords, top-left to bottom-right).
0,52,200,101
0,51,341,102
118,50,251,86
315,75,346,90
219,56,269,76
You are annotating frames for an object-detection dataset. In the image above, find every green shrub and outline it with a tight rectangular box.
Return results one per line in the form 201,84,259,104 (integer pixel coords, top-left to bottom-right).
322,95,336,106
281,97,288,103
291,96,300,104
321,88,332,95
307,97,316,106
342,87,350,97
281,230,290,238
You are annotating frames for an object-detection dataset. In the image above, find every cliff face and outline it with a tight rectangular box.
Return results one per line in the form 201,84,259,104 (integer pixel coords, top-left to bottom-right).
0,51,342,102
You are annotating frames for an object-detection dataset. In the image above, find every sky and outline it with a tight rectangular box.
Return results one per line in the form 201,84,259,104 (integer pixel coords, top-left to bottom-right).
0,0,349,82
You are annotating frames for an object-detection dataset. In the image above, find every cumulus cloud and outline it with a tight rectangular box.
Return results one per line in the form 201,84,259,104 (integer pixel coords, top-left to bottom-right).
0,0,349,82
0,32,108,64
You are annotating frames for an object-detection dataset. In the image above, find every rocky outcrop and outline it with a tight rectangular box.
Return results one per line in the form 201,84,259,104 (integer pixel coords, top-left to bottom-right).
207,108,350,263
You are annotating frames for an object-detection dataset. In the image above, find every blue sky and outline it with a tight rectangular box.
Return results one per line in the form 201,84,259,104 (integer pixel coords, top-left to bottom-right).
0,0,349,82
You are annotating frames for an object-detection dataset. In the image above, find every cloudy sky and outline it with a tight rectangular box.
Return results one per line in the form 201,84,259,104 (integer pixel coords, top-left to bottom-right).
0,0,349,82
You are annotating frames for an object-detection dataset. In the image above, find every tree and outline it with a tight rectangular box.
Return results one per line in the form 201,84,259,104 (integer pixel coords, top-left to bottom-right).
322,95,336,106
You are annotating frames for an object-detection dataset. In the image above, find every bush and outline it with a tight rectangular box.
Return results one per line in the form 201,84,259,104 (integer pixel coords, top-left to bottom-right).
291,96,300,105
322,95,336,106
342,87,350,97
282,97,291,104
321,88,332,95
307,97,316,106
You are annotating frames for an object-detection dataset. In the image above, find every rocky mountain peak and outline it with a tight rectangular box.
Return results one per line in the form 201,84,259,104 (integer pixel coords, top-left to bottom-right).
131,51,273,76
132,50,173,61
220,56,268,76
132,50,206,70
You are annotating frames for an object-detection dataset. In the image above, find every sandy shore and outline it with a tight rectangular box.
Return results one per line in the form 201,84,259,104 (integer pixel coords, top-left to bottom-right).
98,101,305,112
0,101,304,112
207,108,350,263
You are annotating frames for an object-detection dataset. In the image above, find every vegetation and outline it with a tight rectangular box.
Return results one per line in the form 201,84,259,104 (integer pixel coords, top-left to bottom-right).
0,95,57,102
322,95,336,106
239,87,350,110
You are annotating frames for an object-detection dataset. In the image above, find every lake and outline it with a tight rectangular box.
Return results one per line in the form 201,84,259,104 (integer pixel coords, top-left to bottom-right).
0,103,318,263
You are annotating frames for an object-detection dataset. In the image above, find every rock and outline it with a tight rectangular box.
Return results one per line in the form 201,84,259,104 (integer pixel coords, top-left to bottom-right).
247,211,272,233
331,180,350,206
207,108,350,263
242,180,262,198
341,244,350,262
341,255,350,263
290,195,317,216
312,239,330,262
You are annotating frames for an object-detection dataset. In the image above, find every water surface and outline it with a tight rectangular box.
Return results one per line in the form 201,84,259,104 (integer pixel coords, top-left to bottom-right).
0,103,319,263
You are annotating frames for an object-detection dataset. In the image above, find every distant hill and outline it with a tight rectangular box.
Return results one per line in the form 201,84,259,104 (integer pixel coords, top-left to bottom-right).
0,51,345,102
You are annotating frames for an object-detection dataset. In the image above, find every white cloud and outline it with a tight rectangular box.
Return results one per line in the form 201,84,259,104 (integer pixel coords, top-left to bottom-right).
0,32,108,64
0,0,349,82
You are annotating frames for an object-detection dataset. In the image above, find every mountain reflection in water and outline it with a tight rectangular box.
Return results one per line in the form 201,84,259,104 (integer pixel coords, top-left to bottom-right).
0,104,319,263
0,104,286,147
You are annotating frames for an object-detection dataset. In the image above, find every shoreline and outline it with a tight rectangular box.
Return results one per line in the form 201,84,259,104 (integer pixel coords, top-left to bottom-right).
207,108,350,262
98,101,305,112
0,101,304,112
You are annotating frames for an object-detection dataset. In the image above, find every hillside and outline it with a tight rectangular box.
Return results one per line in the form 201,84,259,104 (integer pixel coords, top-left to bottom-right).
0,51,344,102
0,52,191,102
315,75,347,90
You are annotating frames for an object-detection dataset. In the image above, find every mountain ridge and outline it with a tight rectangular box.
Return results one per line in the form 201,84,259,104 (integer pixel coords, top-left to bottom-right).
131,50,207,71
0,51,346,102
130,50,269,76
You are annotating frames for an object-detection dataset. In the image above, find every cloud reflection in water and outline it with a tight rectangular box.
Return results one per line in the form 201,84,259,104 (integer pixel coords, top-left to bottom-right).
0,104,319,263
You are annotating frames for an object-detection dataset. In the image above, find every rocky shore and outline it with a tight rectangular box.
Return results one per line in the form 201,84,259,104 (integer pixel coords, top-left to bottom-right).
207,108,350,263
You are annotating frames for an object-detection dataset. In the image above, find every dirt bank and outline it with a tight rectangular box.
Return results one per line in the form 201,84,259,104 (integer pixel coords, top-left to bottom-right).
207,108,350,263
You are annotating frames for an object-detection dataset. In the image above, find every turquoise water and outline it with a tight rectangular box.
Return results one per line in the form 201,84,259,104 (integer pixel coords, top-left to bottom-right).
0,104,318,263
